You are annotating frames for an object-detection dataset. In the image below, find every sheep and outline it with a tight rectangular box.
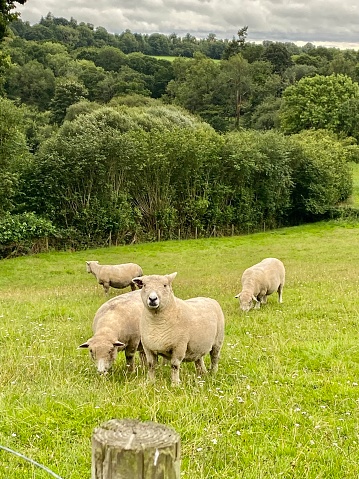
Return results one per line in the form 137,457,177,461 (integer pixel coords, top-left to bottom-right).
132,272,225,385
235,257,285,312
86,261,143,295
79,289,145,374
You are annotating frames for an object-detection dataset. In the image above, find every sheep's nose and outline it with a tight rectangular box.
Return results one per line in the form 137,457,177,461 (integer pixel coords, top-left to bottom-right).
148,292,159,308
97,359,108,374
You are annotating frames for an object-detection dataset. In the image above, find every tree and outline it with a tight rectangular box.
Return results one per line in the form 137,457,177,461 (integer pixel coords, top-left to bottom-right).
280,73,359,135
222,26,248,60
146,33,170,56
289,130,352,220
262,42,293,75
0,0,26,40
0,97,30,214
5,60,56,110
166,53,220,127
217,54,253,129
95,46,127,72
118,29,139,54
49,78,88,124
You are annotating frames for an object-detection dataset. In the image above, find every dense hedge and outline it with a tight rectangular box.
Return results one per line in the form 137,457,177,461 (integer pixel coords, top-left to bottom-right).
14,107,353,249
0,100,356,256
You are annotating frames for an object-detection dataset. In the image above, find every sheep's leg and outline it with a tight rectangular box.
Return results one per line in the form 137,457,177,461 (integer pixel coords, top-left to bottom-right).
195,357,207,376
170,357,183,385
209,345,221,374
261,295,268,305
254,300,261,309
139,350,147,368
278,284,284,303
145,349,158,381
102,282,110,295
125,349,136,373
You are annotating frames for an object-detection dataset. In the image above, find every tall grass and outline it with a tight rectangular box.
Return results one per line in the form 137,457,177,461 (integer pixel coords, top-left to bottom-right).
1,221,359,478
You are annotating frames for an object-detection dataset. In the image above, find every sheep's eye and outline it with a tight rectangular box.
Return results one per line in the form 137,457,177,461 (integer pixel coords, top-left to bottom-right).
164,284,167,288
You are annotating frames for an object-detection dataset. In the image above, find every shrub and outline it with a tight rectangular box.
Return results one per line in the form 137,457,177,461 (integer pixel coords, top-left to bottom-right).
0,212,57,257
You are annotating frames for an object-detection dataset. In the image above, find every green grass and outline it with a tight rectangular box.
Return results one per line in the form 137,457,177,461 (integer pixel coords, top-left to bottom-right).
151,55,182,62
1,221,359,478
151,55,220,63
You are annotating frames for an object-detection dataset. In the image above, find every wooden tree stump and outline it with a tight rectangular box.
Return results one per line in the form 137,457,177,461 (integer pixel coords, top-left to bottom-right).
92,419,181,479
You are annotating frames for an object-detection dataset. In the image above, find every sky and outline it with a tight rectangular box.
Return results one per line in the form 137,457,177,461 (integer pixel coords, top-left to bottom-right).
17,0,359,50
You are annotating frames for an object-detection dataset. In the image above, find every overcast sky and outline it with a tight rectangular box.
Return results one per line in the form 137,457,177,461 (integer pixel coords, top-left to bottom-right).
17,0,359,49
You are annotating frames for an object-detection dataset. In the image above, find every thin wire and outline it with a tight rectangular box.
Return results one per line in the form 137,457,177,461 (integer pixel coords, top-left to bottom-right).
0,445,64,479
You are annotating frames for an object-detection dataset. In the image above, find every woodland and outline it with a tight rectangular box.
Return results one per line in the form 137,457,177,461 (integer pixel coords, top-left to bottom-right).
1,12,359,256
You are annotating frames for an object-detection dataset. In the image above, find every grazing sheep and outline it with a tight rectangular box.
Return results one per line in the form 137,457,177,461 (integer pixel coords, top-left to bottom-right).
235,257,285,312
86,261,143,295
132,272,225,385
79,289,145,374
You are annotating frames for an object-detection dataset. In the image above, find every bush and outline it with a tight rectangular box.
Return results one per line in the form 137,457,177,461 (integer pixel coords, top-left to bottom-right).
0,212,57,257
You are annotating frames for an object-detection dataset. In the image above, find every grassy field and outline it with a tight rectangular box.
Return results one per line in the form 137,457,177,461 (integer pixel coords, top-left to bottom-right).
1,221,359,478
151,55,221,63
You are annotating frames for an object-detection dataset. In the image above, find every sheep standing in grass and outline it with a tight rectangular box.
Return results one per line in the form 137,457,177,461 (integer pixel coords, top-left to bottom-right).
132,272,225,385
79,290,145,374
86,261,143,295
235,257,285,312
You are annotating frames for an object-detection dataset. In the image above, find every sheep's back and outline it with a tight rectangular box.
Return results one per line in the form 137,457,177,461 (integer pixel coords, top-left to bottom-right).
93,290,143,334
100,263,142,288
242,258,284,291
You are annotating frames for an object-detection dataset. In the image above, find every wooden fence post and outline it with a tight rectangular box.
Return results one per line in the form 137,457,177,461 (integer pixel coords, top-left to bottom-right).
92,419,181,479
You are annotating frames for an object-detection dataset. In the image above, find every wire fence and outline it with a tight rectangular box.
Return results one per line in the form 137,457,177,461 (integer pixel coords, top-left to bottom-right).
0,445,64,479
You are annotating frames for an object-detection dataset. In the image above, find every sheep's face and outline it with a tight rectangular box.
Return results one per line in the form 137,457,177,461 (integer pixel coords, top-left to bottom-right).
79,338,125,374
235,292,256,312
86,261,98,273
133,273,177,311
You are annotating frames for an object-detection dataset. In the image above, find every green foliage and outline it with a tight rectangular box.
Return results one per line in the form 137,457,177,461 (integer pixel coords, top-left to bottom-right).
0,49,11,94
5,59,56,110
49,78,88,124
0,0,26,40
15,102,355,247
220,130,293,227
280,74,359,135
289,130,353,219
64,99,102,122
0,97,30,214
0,211,55,244
261,42,293,74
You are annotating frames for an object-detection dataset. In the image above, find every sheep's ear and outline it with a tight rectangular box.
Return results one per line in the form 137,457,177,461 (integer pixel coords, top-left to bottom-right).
167,272,177,283
132,276,144,288
79,342,89,349
113,341,126,350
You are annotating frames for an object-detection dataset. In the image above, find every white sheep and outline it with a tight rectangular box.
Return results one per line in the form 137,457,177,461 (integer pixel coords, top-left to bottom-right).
79,289,145,374
86,261,143,295
132,272,225,385
235,257,285,312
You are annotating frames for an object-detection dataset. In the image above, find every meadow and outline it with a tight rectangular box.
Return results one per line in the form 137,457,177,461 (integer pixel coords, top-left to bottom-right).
1,221,359,478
